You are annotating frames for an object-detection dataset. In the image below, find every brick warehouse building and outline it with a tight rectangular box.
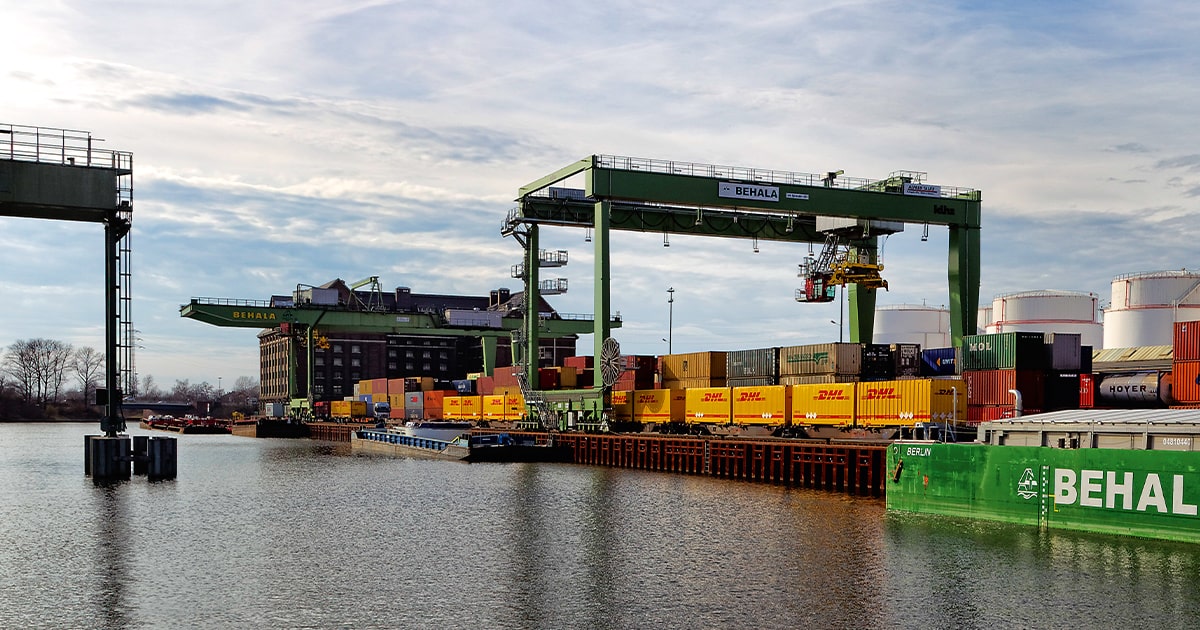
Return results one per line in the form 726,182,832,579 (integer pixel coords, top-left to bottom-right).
258,279,577,407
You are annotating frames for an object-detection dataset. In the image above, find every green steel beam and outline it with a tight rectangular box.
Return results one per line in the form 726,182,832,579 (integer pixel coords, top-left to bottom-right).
179,300,613,337
524,225,541,378
593,200,612,388
518,157,593,197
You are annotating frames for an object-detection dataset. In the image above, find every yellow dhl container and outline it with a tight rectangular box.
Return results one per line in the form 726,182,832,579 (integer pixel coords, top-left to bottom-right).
482,395,506,421
610,390,633,422
856,378,967,427
660,351,727,381
459,395,482,420
731,385,791,426
685,387,732,425
331,400,368,419
790,382,857,426
443,396,464,420
503,393,525,420
632,389,685,424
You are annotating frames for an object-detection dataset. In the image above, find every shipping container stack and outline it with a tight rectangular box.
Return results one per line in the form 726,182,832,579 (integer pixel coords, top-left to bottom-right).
1172,321,1200,407
726,347,780,388
660,351,727,390
777,343,861,385
960,331,1085,423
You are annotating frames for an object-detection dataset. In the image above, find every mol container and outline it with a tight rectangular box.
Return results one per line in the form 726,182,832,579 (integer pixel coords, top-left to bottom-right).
632,389,686,425
661,351,727,381
610,390,633,422
959,332,1047,371
779,343,861,377
685,387,732,425
790,382,857,426
731,385,791,427
855,378,967,428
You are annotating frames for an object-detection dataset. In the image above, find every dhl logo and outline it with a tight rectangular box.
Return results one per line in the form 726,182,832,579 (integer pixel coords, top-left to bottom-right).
814,389,850,401
636,394,661,403
934,388,959,396
737,391,765,402
863,387,901,400
786,351,830,365
701,392,727,402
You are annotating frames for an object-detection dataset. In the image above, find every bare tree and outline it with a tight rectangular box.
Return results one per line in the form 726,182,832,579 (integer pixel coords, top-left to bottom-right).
141,374,162,399
2,338,74,409
72,346,105,406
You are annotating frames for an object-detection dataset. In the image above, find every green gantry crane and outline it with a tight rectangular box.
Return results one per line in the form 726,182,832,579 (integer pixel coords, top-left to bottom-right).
180,285,618,418
503,155,981,429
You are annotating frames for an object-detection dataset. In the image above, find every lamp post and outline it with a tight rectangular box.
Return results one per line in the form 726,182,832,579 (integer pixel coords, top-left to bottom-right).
218,376,223,397
667,287,675,354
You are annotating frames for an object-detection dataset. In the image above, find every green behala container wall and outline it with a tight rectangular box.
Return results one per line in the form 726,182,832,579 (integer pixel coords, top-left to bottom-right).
886,442,1200,543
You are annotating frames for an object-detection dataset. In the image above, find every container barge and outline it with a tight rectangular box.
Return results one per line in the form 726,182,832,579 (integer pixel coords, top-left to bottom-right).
350,424,572,463
886,409,1200,543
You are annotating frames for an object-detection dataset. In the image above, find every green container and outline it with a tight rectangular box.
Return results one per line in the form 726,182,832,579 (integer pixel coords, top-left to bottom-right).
886,442,1200,543
959,332,1046,370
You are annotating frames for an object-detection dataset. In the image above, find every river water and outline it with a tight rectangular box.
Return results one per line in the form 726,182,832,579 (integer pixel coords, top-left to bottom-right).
2,423,1199,629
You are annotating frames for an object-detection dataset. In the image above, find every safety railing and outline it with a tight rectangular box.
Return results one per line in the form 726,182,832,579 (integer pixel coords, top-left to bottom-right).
0,123,132,170
593,154,978,199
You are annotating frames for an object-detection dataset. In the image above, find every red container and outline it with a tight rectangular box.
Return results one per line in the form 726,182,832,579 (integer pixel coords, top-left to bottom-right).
475,376,495,396
1080,373,1094,409
564,356,594,370
963,369,1045,408
1175,321,1200,362
493,367,519,388
1173,361,1200,404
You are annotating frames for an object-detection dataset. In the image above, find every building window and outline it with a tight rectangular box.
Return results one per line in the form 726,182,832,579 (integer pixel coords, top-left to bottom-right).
333,357,343,367
388,362,397,370
332,344,343,353
351,345,361,354
315,357,325,366
351,358,360,368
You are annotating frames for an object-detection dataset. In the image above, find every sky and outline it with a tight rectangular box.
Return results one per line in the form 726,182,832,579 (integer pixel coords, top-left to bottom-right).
3,0,1200,388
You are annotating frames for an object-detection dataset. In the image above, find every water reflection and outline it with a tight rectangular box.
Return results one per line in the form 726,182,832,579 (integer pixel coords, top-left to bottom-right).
89,482,133,629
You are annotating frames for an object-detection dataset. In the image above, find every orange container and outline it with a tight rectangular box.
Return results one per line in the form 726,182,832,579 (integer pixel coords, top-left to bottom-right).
1173,361,1200,403
1176,321,1200,362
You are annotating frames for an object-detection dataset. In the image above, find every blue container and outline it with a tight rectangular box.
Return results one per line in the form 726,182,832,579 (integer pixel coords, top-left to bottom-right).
921,347,957,376
452,379,475,394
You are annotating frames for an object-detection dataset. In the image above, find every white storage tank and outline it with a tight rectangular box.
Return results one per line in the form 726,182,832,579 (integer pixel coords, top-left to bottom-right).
874,304,950,348
985,289,1103,348
977,305,993,335
1104,270,1200,348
